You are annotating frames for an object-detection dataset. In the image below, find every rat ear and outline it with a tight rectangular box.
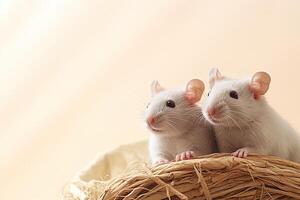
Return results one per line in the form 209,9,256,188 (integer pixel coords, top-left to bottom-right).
151,80,164,96
249,72,271,97
185,79,205,104
209,68,222,88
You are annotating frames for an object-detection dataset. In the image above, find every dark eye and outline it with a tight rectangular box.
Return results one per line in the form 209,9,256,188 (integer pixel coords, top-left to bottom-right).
229,90,238,99
166,100,176,108
146,103,150,108
207,91,210,96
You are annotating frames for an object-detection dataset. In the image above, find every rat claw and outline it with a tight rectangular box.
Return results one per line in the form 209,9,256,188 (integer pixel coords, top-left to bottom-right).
231,151,238,157
180,153,186,160
186,151,195,159
176,151,195,161
175,154,180,162
186,151,191,159
232,148,249,158
239,150,244,158
237,150,241,157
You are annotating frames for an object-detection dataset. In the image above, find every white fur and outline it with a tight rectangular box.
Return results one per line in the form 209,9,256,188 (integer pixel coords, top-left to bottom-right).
202,77,300,162
145,87,217,165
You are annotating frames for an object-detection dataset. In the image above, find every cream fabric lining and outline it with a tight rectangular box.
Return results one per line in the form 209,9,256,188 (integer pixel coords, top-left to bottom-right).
74,140,149,183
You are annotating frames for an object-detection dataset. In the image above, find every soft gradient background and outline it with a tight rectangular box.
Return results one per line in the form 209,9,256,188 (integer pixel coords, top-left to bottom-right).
1,0,300,199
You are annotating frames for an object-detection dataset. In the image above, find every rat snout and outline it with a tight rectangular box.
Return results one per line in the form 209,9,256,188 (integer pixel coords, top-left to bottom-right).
147,116,155,126
207,107,216,117
146,115,163,132
207,105,224,120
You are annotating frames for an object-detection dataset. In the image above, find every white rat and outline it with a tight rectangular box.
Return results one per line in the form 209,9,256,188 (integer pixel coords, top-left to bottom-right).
145,79,217,165
202,68,300,162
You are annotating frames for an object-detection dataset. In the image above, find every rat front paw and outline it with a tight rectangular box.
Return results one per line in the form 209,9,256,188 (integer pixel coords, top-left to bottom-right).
153,158,170,166
232,147,250,158
175,151,195,161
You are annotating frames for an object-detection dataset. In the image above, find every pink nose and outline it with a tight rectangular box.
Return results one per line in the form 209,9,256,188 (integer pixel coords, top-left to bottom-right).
147,116,155,126
207,107,216,117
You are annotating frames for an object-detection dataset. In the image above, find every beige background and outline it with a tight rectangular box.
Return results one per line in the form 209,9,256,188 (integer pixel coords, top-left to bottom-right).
1,0,300,199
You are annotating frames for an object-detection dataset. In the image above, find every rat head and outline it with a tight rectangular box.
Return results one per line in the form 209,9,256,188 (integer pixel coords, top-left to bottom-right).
145,79,205,135
202,68,271,127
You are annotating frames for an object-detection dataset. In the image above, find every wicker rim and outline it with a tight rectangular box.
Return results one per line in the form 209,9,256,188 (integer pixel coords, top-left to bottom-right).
63,153,300,200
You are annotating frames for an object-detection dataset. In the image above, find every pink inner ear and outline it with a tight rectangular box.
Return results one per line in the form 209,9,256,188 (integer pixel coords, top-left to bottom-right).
249,72,271,98
209,68,223,88
185,79,204,104
151,80,164,96
155,86,164,93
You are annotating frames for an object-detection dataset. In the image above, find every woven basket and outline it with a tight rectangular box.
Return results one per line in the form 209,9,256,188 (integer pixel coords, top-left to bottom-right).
62,141,300,200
